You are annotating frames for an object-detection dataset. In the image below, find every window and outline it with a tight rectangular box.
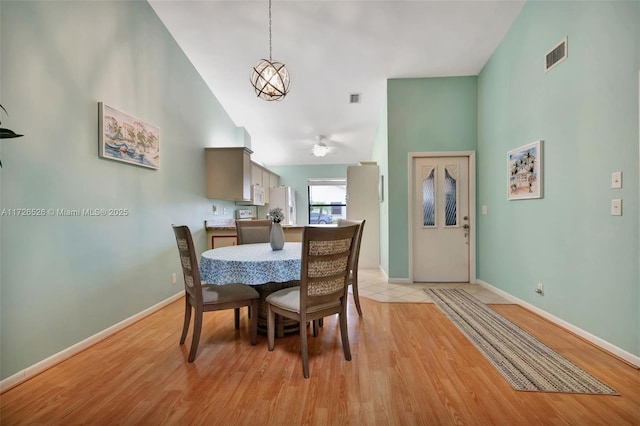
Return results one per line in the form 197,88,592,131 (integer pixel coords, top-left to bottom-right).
444,166,458,226
308,178,346,224
422,168,435,227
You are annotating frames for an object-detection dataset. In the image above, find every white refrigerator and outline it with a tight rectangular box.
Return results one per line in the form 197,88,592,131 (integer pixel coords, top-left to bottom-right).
347,165,380,268
269,186,297,225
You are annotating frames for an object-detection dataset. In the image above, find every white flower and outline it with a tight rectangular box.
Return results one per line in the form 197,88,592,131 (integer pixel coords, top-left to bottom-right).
268,207,284,224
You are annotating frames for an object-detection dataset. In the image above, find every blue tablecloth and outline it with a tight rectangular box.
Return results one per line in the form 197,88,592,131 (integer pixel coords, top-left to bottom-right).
200,242,302,285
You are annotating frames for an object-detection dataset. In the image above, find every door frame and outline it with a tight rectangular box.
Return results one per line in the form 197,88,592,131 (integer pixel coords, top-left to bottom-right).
407,151,476,283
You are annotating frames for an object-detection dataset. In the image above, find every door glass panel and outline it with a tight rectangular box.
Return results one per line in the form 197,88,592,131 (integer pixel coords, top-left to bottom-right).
444,167,457,226
422,168,435,227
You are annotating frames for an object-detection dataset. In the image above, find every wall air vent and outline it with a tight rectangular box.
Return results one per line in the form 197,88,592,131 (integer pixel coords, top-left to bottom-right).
349,93,361,104
545,37,568,73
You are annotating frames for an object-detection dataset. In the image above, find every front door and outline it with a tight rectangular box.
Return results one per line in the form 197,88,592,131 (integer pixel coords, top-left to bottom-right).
413,156,469,282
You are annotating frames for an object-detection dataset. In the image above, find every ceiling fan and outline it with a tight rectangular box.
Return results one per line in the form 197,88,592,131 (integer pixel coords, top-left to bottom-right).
311,135,337,157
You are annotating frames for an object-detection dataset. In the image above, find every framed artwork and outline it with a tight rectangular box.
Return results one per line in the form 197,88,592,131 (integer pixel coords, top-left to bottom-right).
507,140,543,200
99,102,160,169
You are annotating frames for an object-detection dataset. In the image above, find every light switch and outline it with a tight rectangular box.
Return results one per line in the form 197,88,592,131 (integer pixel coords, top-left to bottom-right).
611,199,622,216
481,205,488,215
611,172,622,189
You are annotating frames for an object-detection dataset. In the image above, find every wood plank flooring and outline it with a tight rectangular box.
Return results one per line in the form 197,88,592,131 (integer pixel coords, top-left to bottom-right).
1,294,639,425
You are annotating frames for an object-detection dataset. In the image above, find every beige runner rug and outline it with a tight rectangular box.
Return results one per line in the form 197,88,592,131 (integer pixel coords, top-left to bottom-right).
426,288,618,394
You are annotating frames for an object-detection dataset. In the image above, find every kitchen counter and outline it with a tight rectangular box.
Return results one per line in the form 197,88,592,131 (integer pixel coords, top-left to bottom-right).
205,219,304,231
205,220,304,248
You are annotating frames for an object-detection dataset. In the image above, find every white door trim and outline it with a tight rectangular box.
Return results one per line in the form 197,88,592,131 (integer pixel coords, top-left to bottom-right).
408,151,476,283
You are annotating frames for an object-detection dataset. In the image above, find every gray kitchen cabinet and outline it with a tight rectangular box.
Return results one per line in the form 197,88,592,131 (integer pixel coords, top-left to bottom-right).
205,147,252,201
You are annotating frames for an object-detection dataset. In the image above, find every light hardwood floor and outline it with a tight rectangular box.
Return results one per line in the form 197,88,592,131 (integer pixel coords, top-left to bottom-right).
2,271,639,425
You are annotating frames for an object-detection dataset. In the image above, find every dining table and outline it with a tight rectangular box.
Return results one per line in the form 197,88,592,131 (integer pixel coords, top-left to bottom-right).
199,242,302,336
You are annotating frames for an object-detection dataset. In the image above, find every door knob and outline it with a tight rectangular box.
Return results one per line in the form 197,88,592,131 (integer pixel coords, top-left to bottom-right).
463,224,470,230
463,216,469,221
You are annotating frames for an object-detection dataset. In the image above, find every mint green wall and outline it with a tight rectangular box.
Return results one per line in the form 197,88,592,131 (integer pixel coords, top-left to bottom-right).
371,99,389,274
386,77,478,279
268,164,354,225
0,1,240,379
477,1,639,355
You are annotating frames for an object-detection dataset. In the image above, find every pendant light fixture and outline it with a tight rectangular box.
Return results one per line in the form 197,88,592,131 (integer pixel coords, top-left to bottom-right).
250,0,290,101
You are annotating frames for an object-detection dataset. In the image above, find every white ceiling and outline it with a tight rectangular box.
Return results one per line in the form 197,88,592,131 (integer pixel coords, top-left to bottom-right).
149,0,525,166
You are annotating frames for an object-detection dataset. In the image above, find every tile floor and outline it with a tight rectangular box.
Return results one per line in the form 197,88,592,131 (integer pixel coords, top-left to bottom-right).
353,268,512,304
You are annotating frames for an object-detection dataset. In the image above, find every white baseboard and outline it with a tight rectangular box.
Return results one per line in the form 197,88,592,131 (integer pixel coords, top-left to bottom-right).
388,278,412,284
0,292,184,393
368,266,410,284
370,265,397,283
379,266,389,281
476,280,640,369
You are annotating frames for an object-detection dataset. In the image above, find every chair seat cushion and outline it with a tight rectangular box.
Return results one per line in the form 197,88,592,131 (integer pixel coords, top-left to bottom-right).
266,287,340,313
202,283,259,304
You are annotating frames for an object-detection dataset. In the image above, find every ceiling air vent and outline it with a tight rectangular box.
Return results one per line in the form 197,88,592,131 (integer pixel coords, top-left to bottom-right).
545,37,568,73
349,93,361,104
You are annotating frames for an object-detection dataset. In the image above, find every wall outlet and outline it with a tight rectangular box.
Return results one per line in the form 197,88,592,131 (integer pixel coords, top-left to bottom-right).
171,273,177,285
212,205,218,215
535,283,544,296
611,199,622,216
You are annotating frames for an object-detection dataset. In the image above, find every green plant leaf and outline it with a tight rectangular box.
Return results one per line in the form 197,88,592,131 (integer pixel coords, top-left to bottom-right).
0,128,24,139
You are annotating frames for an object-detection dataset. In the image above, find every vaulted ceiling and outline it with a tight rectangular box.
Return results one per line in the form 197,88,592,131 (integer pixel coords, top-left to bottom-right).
149,0,525,166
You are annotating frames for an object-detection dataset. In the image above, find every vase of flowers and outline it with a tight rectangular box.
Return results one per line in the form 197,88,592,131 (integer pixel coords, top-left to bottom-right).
268,207,285,251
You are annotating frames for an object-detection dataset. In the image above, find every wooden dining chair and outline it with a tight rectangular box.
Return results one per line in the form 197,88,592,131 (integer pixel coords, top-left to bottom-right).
172,225,259,362
235,219,272,245
266,225,359,378
337,219,366,316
